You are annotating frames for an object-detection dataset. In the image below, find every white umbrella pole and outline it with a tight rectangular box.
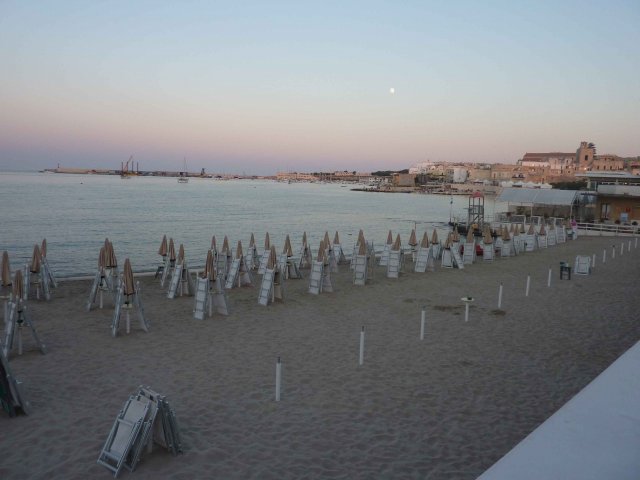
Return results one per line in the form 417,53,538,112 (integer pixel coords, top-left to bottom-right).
208,293,212,318
525,275,530,297
636,237,638,248
18,326,22,355
464,302,470,322
603,249,606,264
612,246,616,259
628,240,631,252
620,243,624,256
126,309,130,334
99,290,103,309
547,268,552,287
275,356,282,402
359,326,365,366
498,283,503,308
420,307,426,340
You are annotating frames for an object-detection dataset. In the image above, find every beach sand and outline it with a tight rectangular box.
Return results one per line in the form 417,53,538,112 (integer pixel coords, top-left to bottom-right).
1,236,639,479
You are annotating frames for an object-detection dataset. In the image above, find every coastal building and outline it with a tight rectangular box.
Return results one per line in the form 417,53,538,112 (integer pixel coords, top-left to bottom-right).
391,173,416,187
577,172,640,223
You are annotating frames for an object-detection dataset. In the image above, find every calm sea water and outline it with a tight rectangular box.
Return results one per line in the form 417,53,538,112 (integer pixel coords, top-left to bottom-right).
0,172,505,277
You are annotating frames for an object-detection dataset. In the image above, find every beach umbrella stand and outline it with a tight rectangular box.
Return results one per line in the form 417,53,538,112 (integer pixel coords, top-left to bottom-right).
111,259,149,337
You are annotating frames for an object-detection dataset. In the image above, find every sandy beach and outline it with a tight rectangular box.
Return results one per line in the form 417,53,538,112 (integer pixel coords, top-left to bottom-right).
1,235,639,479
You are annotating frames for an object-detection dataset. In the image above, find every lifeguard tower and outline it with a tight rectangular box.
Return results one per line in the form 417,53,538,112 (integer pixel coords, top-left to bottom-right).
467,191,485,231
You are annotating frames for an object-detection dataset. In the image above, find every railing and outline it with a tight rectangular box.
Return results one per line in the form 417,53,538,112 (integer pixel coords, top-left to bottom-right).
576,222,639,236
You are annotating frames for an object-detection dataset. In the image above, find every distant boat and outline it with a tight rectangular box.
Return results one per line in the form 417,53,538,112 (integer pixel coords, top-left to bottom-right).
178,158,189,183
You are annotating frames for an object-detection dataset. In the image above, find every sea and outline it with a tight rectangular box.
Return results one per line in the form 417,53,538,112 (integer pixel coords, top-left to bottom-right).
0,172,506,277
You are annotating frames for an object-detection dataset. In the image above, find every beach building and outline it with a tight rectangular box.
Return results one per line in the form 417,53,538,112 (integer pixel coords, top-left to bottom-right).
577,172,640,223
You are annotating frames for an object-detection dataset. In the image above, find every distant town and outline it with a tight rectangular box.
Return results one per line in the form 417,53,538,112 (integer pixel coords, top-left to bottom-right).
44,141,640,196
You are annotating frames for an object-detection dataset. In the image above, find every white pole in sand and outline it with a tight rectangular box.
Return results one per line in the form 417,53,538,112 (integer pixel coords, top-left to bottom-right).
359,326,365,366
636,237,638,248
525,275,530,297
498,283,503,308
420,307,426,340
126,308,130,334
628,240,631,252
612,245,616,259
592,254,596,270
461,297,474,322
18,326,23,355
603,248,606,264
547,268,552,287
620,243,624,256
275,356,282,401
99,289,103,309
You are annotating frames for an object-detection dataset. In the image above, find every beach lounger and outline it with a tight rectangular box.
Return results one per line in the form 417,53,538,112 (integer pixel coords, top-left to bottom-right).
574,255,591,275
97,397,150,478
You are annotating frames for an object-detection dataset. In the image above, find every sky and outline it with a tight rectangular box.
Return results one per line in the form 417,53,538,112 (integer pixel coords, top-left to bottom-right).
1,1,639,175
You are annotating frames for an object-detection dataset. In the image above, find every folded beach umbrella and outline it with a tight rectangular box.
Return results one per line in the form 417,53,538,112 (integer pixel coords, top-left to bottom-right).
302,231,308,246
2,251,11,287
30,245,42,274
104,239,117,268
122,258,136,296
222,236,230,254
386,230,393,245
420,232,429,248
267,245,278,269
158,235,168,256
527,224,535,235
264,233,270,251
408,229,417,247
483,227,493,244
502,226,511,241
178,244,185,263
98,246,107,270
357,230,366,246
323,231,331,247
236,240,243,259
444,233,453,249
202,249,216,280
334,231,340,245
392,234,402,251
358,239,368,255
466,228,474,243
431,229,439,244
41,239,47,258
509,223,515,233
168,238,176,262
317,239,326,263
210,235,218,252
520,223,526,234
539,223,546,235
283,235,293,257
249,233,256,248
12,269,24,299
452,226,460,242
512,227,519,237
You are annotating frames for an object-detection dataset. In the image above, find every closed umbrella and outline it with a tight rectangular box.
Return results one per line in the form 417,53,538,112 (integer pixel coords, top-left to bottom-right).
98,246,106,270
502,226,511,241
466,228,474,243
211,236,218,252
12,269,24,299
420,231,429,248
283,235,293,257
264,233,270,251
333,231,340,245
267,245,277,269
527,224,535,235
431,229,439,244
168,238,176,262
392,234,402,251
30,244,42,274
158,235,168,256
357,230,366,246
302,231,308,246
2,251,11,287
539,223,546,235
317,240,326,263
444,233,453,249
178,244,185,263
408,229,417,247
41,238,47,258
358,238,367,255
222,236,230,254
236,241,243,259
122,258,135,296
202,250,216,280
323,231,331,247
249,233,256,248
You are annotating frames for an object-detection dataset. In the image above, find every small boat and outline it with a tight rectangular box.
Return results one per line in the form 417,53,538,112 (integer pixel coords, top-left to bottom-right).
178,158,189,183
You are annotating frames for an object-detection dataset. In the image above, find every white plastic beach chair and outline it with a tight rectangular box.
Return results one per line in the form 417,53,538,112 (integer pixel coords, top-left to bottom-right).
574,255,591,275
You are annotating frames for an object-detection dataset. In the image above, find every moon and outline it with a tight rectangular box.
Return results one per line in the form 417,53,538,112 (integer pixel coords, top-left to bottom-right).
389,87,395,95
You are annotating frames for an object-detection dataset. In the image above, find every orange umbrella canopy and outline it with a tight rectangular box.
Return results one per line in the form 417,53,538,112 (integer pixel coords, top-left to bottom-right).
122,258,136,296
267,245,278,269
392,234,401,251
12,269,24,299
249,233,256,247
283,235,293,256
431,229,439,244
236,240,243,259
178,244,185,263
334,231,340,245
158,235,168,256
41,238,47,258
211,235,218,251
264,232,271,251
408,229,417,246
386,230,393,245
168,238,176,262
420,231,429,248
1,251,11,287
202,249,216,280
30,244,42,273
317,239,326,262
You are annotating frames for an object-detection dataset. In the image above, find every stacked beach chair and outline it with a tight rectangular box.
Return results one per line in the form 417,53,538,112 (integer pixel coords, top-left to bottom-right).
155,235,168,279
537,223,548,248
97,385,182,477
245,233,259,271
352,230,374,286
408,229,418,262
224,241,253,290
87,244,118,311
430,229,441,260
525,224,536,252
23,244,54,301
258,233,271,275
258,246,285,306
298,232,313,270
2,270,47,358
160,238,176,286
333,231,348,264
195,250,230,319
387,234,404,278
0,350,30,416
414,231,435,273
309,239,333,294
279,235,302,279
501,226,513,257
482,227,495,261
167,245,194,299
463,228,476,264
379,230,393,266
